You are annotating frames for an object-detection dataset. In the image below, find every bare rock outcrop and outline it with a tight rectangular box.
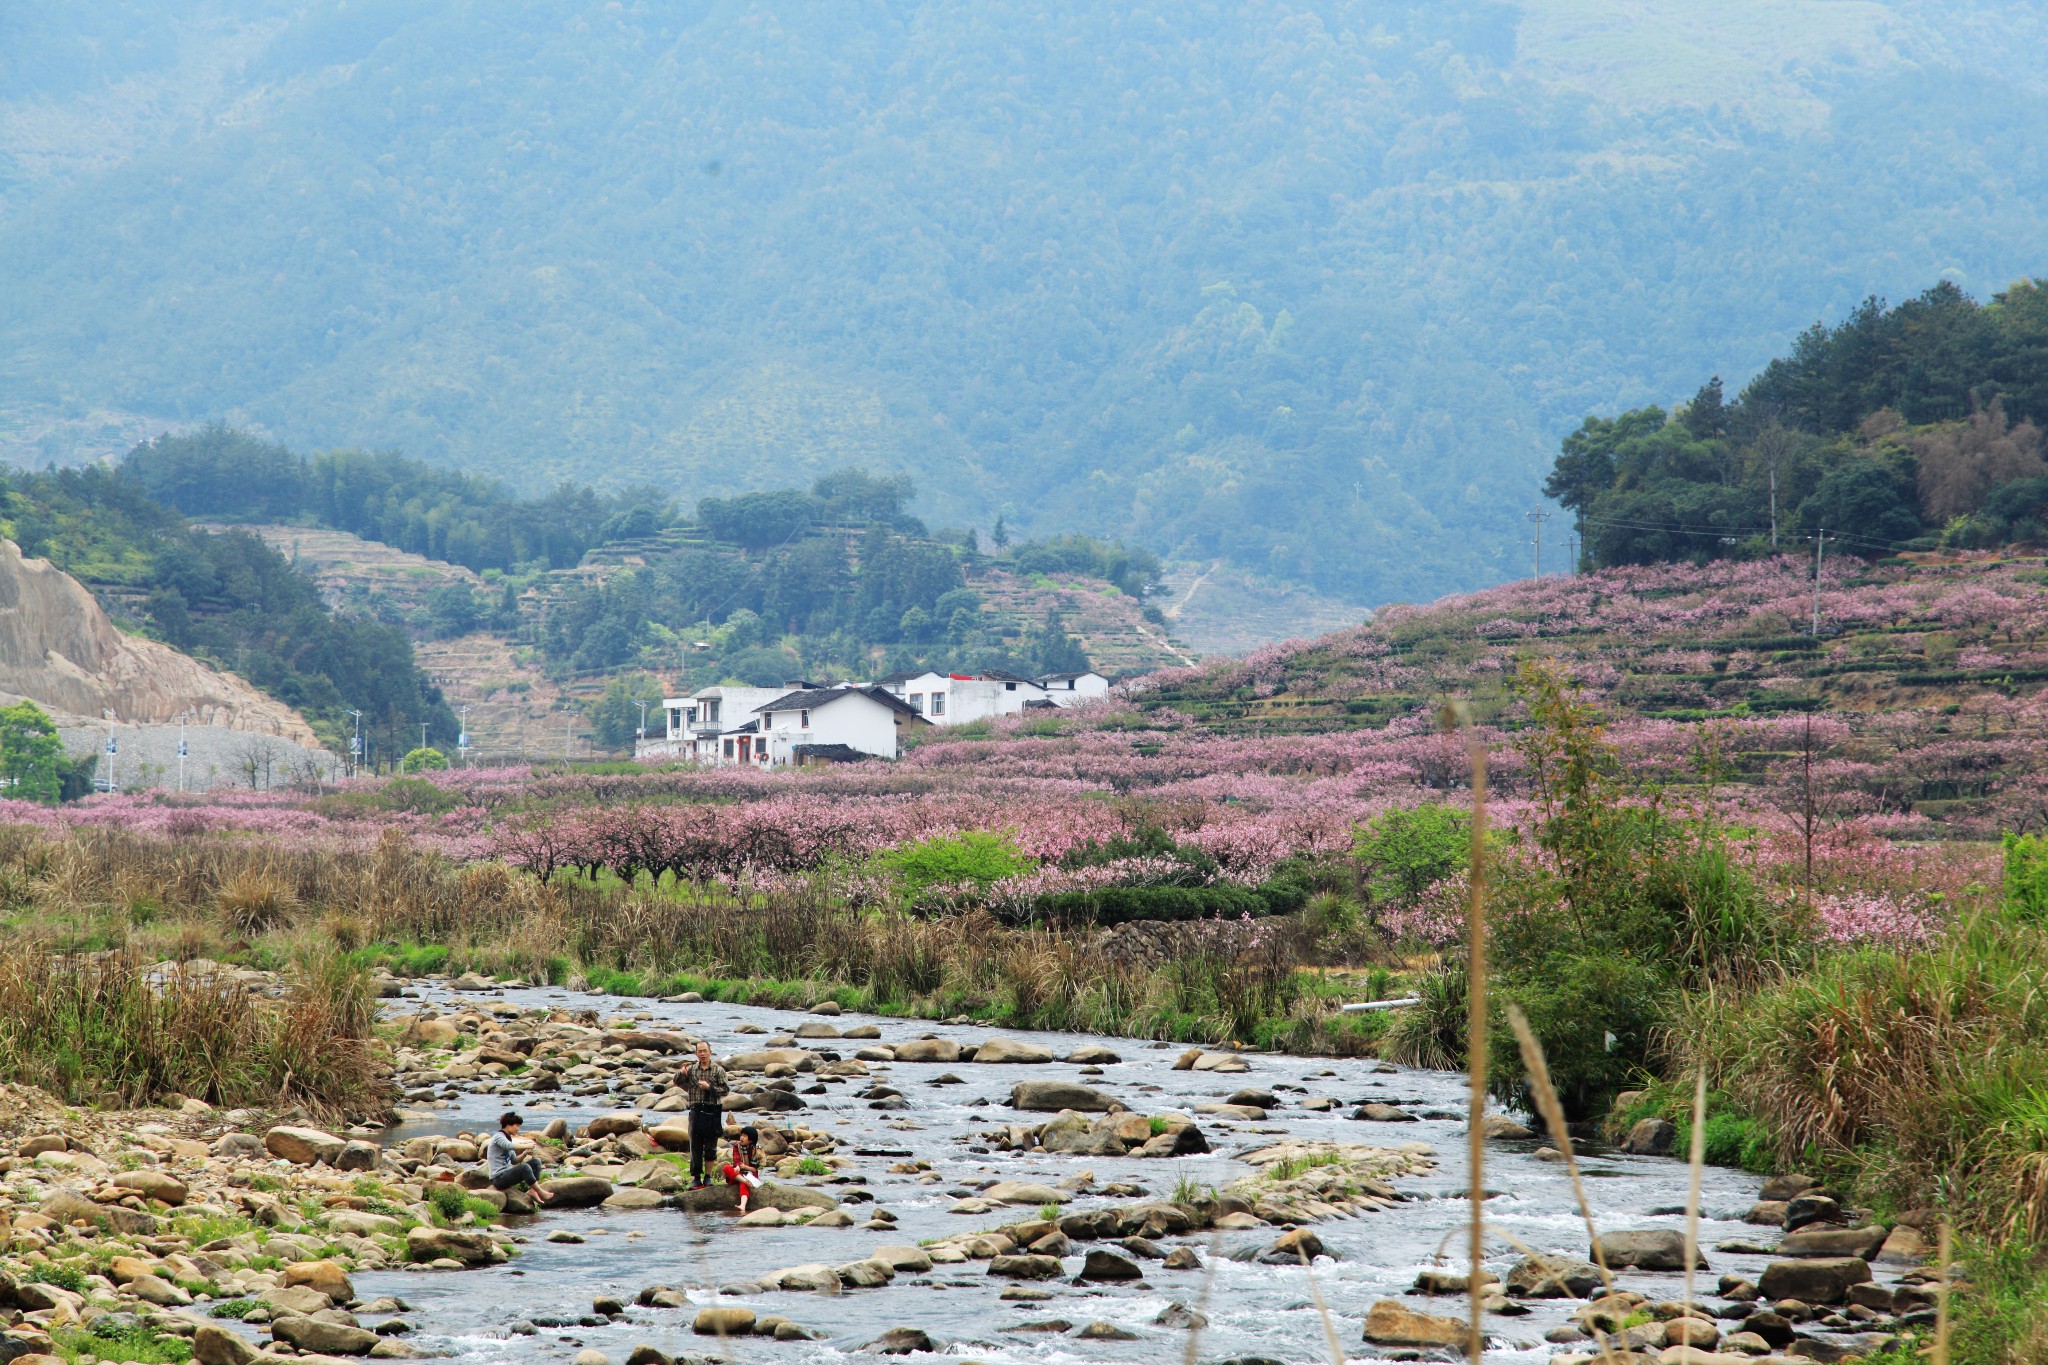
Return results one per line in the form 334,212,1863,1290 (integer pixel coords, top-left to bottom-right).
0,538,319,744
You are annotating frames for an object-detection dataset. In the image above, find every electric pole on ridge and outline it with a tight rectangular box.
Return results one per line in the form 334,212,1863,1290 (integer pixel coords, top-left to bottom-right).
1527,509,1552,578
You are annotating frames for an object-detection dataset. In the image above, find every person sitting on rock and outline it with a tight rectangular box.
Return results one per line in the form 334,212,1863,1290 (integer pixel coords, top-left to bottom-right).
678,1039,729,1189
486,1111,555,1205
722,1125,763,1214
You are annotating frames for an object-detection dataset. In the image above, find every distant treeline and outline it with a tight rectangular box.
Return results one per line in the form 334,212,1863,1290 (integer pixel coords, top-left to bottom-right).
547,469,1096,689
121,425,661,573
0,465,454,756
1547,279,2048,566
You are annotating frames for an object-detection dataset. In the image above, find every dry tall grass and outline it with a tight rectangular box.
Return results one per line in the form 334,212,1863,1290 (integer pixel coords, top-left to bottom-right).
0,943,380,1112
0,825,1340,1049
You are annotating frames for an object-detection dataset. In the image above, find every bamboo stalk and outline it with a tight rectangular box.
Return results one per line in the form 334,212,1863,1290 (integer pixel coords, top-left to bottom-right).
1682,1068,1708,1322
1933,1222,1951,1365
1464,732,1489,1365
1506,1005,1621,1364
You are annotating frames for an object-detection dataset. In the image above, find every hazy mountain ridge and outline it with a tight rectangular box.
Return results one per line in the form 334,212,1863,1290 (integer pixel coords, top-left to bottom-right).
3,1,2045,604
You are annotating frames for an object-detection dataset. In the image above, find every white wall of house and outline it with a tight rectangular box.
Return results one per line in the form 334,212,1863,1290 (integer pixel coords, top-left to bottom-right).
637,684,789,762
879,672,1048,726
761,692,902,761
1040,671,1110,704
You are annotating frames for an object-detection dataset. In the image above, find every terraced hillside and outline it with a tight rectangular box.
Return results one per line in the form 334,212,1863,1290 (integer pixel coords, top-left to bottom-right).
1126,551,2048,836
225,524,480,617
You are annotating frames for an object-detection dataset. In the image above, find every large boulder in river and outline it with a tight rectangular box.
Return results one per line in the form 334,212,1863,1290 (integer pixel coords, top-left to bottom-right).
40,1188,157,1235
974,1037,1054,1063
674,1181,837,1213
264,1125,346,1165
1758,1257,1871,1305
1040,1112,1129,1156
726,1049,813,1072
892,1038,961,1063
1504,1255,1604,1298
270,1315,379,1355
1011,1080,1117,1112
1592,1229,1702,1271
1363,1300,1467,1348
405,1226,499,1265
540,1176,615,1208
1778,1225,1887,1258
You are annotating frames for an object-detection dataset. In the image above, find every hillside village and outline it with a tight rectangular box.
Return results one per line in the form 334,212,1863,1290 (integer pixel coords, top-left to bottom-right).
639,667,1110,766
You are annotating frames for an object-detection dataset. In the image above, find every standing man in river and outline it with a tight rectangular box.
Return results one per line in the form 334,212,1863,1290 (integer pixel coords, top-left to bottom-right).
678,1039,729,1189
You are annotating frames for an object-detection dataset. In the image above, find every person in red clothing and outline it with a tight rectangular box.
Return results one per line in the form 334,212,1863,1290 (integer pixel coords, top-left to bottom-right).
721,1125,763,1214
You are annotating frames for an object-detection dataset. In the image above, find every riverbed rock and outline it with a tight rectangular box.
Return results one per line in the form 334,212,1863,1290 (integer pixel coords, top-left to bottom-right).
1783,1194,1840,1231
674,1181,837,1213
1065,1045,1120,1064
1876,1224,1927,1265
794,1021,840,1038
1756,1258,1871,1305
1504,1256,1603,1298
1257,1228,1326,1264
986,1180,1070,1206
990,1255,1065,1279
583,1111,644,1138
1156,1301,1208,1328
540,1176,615,1208
271,1316,379,1356
194,1325,261,1365
1479,1115,1536,1140
693,1308,757,1336
405,1226,498,1266
1011,1080,1117,1112
1777,1225,1887,1259
1080,1249,1144,1282
286,1260,355,1302
892,1039,960,1063
835,1259,896,1289
264,1125,346,1165
976,1037,1056,1063
604,1187,668,1210
1622,1118,1677,1155
112,1170,188,1205
1078,1322,1140,1341
1163,1246,1202,1270
1190,1051,1250,1072
38,1188,158,1235
259,1285,333,1316
726,1049,813,1072
871,1245,933,1272
860,1328,938,1355
1364,1300,1467,1348
1760,1173,1818,1201
768,1264,837,1292
1593,1230,1702,1271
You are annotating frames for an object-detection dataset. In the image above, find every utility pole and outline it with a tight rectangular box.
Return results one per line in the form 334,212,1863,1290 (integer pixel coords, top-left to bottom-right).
176,712,192,793
1811,528,1832,637
419,721,429,754
347,710,363,778
1526,509,1552,578
635,699,649,754
102,710,118,793
458,705,472,767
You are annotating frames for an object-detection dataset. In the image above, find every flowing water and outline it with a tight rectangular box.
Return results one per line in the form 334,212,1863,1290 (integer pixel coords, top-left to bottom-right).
355,986,1777,1364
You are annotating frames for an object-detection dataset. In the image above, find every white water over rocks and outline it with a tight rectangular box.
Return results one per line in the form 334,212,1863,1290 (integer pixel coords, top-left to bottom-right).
359,985,1780,1364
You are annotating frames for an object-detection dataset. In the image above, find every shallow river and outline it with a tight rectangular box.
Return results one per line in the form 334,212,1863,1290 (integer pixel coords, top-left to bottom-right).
359,987,1770,1365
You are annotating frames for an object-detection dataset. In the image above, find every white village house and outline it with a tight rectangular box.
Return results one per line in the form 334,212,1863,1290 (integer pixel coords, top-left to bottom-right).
873,668,1111,724
637,681,927,767
637,668,1113,767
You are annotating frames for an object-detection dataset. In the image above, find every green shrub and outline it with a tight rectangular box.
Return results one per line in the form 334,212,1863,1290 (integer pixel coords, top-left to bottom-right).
208,1299,257,1320
878,831,1037,900
2005,832,2048,923
29,1263,88,1293
1354,804,1468,904
1491,952,1669,1118
1028,882,1269,926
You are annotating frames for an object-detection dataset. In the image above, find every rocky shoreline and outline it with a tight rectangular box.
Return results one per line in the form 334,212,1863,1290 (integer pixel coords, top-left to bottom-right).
0,971,1956,1365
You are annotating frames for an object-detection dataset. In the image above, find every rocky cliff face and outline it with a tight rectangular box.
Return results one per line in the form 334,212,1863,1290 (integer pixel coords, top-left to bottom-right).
0,538,321,746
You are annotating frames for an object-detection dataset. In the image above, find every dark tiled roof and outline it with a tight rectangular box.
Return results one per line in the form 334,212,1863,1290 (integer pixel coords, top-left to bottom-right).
755,686,923,718
790,743,868,763
980,668,1038,683
1036,671,1103,684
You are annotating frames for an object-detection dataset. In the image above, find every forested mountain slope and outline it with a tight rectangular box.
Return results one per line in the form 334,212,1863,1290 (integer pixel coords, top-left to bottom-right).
4,2,2047,605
